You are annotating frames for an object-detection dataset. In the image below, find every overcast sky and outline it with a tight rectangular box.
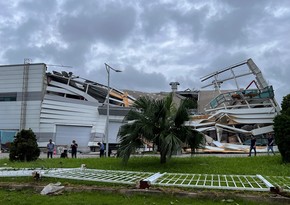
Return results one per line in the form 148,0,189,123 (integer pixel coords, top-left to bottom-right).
0,0,289,105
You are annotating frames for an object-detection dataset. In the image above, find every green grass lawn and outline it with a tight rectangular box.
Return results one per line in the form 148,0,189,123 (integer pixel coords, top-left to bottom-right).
0,154,289,205
0,154,289,176
0,188,284,205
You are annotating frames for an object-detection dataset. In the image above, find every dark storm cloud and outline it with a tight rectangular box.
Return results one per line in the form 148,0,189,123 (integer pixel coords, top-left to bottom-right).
0,0,289,104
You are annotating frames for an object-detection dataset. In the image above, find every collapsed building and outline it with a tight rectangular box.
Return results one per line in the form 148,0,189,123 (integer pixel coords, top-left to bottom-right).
187,58,280,152
0,58,280,153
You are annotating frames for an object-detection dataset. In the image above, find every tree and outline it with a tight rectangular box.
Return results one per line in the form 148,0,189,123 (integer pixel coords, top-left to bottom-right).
280,94,290,116
118,93,201,164
185,130,204,155
9,129,40,161
274,94,290,163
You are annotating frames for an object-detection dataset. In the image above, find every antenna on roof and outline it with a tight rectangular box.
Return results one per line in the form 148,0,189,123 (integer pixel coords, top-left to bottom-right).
24,58,32,64
47,64,72,68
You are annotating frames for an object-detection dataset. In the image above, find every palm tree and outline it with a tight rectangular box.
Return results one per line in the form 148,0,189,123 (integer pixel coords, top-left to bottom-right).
118,93,200,164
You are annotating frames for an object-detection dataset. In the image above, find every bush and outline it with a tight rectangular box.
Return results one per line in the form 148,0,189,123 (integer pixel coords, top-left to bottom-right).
274,94,290,163
9,129,40,161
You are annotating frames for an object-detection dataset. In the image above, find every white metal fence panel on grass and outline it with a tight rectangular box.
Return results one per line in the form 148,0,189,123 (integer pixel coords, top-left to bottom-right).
264,176,290,191
153,173,270,191
0,169,34,177
0,167,289,192
43,168,154,185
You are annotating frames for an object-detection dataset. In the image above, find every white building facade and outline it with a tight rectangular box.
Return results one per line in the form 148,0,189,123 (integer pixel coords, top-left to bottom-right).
0,63,132,151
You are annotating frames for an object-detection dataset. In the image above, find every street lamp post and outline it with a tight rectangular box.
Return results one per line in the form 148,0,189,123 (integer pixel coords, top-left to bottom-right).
105,63,122,157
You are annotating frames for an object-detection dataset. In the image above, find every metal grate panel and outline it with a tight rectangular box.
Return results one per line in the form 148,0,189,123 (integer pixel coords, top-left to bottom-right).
264,176,290,191
43,168,154,185
153,173,269,191
0,167,289,192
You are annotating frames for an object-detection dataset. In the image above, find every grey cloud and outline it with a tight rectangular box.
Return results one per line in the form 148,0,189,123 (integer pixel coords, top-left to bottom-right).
19,0,58,15
203,0,290,47
0,0,58,61
4,47,44,63
81,64,169,93
223,0,289,9
139,1,207,40
204,9,251,46
114,67,169,92
49,44,88,69
57,1,137,44
0,0,289,105
173,75,201,92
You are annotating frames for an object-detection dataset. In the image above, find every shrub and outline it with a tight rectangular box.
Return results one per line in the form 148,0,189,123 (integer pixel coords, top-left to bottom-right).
274,94,290,163
9,129,40,161
274,114,290,162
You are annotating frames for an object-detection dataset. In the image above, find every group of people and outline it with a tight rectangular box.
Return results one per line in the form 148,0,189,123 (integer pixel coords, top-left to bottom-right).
47,140,108,158
46,139,78,158
248,133,275,157
47,134,275,158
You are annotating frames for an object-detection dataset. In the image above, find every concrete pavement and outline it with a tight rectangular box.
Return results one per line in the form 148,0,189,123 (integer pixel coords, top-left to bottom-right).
0,151,271,159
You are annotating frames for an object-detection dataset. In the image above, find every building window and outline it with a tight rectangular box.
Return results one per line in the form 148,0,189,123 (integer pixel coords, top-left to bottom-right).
0,93,17,101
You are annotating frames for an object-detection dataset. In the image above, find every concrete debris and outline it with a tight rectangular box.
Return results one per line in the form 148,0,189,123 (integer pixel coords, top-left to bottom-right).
40,182,64,195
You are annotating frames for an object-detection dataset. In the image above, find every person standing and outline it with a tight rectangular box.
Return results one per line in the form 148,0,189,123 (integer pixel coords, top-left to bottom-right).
98,142,105,157
47,139,55,158
267,133,275,155
248,135,256,157
71,140,78,158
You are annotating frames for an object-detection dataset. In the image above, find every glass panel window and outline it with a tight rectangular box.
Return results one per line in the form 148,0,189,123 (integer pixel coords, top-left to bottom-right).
0,93,17,101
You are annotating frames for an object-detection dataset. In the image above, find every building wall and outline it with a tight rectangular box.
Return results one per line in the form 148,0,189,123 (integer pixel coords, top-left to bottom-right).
0,63,46,132
0,63,129,148
0,101,21,129
39,95,100,141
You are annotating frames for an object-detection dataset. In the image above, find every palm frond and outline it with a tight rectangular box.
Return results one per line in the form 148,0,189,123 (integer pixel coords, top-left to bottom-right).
118,93,198,164
160,133,182,159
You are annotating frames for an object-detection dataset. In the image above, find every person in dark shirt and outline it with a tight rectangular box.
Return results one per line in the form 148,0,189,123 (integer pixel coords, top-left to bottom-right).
267,133,275,155
60,148,68,158
98,142,105,157
248,135,256,157
70,140,78,158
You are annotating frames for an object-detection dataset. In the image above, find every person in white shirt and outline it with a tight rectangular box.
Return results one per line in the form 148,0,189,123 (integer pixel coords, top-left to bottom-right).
47,139,55,158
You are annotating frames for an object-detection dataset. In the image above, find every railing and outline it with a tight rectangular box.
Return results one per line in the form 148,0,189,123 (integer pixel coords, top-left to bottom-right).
209,86,274,109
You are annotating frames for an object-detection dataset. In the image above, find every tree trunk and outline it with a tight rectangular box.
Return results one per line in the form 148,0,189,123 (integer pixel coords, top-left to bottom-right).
160,144,170,164
191,146,196,156
160,154,167,164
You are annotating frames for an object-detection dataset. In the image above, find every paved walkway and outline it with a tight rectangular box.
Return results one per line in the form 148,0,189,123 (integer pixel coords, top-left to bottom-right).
0,152,271,159
0,152,100,159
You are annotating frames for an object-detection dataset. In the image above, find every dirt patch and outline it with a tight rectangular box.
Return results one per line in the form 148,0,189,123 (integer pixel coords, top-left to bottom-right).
0,182,289,204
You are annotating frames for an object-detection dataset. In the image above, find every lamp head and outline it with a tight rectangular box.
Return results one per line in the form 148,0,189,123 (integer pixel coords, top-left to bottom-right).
105,63,122,73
